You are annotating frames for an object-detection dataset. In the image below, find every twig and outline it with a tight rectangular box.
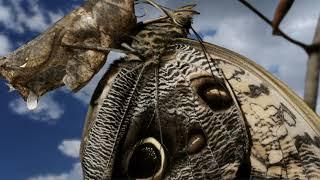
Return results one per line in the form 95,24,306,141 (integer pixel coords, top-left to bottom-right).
304,17,320,110
238,0,316,54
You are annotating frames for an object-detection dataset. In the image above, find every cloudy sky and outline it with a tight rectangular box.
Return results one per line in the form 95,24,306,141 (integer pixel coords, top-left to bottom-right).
0,0,319,179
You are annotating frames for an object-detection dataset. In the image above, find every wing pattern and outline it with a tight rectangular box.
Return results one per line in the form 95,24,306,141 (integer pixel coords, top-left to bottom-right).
177,39,320,179
81,38,320,179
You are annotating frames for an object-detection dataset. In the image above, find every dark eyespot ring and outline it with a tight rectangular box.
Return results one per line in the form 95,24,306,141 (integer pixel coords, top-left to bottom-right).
187,128,206,154
191,76,233,111
126,137,166,179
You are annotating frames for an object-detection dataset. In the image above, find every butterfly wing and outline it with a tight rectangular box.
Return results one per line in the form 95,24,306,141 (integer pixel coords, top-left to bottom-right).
80,60,140,178
81,57,250,179
0,0,135,103
177,38,320,179
80,41,249,179
80,38,320,179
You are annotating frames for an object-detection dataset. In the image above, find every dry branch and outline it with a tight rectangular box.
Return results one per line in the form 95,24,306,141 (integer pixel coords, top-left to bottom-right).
238,0,315,54
272,0,295,35
304,17,320,110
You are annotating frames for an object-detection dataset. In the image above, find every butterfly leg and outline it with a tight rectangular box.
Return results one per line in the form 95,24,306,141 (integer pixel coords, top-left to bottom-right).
62,41,145,63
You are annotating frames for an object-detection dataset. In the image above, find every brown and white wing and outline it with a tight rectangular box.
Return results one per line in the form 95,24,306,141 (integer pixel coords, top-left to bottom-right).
179,38,320,179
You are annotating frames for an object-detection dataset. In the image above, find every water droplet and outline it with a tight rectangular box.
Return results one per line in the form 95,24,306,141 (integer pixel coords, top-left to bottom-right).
27,91,38,110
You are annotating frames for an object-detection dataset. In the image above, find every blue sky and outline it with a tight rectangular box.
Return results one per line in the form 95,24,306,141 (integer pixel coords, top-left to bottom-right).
0,0,85,179
0,0,319,180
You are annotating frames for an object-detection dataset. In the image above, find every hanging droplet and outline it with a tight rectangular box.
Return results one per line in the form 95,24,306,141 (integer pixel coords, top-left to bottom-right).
27,91,38,110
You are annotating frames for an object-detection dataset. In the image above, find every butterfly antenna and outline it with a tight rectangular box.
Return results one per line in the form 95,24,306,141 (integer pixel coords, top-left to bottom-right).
190,26,229,92
136,0,172,18
136,0,188,27
190,27,245,122
135,6,148,18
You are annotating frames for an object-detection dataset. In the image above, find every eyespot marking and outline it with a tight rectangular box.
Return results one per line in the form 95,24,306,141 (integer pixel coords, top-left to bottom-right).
187,128,206,154
125,137,166,179
191,76,234,111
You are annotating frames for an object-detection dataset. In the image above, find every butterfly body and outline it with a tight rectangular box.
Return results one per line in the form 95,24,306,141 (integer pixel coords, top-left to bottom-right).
129,4,198,60
131,20,187,59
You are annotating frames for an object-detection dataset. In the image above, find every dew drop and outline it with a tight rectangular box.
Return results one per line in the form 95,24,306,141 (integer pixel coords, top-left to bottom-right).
27,91,38,110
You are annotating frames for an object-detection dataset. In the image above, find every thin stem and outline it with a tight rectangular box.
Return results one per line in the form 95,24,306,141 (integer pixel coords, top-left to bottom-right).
238,0,311,54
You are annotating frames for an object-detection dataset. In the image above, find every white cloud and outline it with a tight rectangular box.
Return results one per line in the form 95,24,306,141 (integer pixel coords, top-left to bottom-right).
21,0,63,32
0,0,63,33
58,139,81,158
0,34,11,56
29,139,83,180
28,162,83,180
9,93,64,122
0,4,11,24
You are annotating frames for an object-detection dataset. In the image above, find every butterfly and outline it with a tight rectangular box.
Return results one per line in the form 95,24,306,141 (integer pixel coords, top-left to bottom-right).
1,0,320,179
78,1,320,179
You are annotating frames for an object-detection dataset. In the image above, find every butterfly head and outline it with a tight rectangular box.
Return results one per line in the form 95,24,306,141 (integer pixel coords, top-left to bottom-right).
162,4,200,29
137,0,199,29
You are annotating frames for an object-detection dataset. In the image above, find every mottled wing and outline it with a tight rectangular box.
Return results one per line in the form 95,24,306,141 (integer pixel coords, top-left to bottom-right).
0,0,135,102
81,48,250,179
80,60,152,179
80,38,320,179
178,38,320,179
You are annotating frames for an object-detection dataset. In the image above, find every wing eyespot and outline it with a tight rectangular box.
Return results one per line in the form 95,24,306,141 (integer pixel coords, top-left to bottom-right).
187,128,207,154
125,137,166,179
191,76,233,111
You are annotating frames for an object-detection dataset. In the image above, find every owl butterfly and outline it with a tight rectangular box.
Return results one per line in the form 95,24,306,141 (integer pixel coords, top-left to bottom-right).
80,1,320,180
0,0,320,180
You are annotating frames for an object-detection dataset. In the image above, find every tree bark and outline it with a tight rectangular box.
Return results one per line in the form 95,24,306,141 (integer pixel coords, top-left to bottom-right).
304,17,320,110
